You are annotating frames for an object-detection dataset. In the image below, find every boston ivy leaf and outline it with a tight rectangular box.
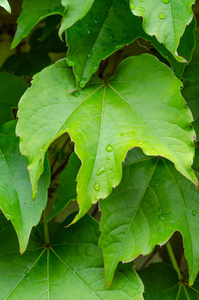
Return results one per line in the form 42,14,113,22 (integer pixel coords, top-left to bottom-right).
59,0,94,37
11,0,64,49
0,214,144,299
130,0,194,62
16,55,196,225
0,0,11,13
99,147,199,286
47,152,81,222
0,120,50,253
139,263,199,299
66,0,148,87
0,72,28,126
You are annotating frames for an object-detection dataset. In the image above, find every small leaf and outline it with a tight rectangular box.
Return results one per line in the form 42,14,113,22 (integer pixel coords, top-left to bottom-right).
16,55,196,225
59,0,94,37
99,148,199,286
130,0,194,61
11,0,64,49
139,263,199,299
0,72,28,126
0,0,11,13
0,121,50,253
0,214,144,299
47,152,81,222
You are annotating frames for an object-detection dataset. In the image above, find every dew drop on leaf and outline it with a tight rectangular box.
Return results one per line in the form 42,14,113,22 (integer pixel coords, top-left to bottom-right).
87,52,92,59
66,59,75,67
93,66,98,72
105,144,113,152
94,182,100,191
96,166,105,176
192,210,196,216
109,166,113,170
139,7,145,12
94,19,98,24
106,156,111,160
130,2,135,10
154,180,160,187
162,0,169,3
79,78,87,88
158,214,166,221
159,13,165,19
95,195,100,200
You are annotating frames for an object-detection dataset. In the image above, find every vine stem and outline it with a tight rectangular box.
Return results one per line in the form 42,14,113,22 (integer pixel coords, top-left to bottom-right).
43,211,50,245
166,241,183,280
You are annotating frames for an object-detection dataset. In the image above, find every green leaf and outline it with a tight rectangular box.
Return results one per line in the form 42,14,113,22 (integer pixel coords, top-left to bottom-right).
66,0,148,87
0,121,50,253
59,0,94,37
130,0,194,61
0,214,144,299
16,55,196,225
99,148,199,286
0,0,11,13
0,72,28,126
11,0,64,49
139,263,199,299
47,152,81,222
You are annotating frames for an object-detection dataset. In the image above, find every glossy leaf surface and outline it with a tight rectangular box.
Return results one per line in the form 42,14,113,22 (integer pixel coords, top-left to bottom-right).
59,0,94,37
11,0,64,49
0,121,50,253
0,0,11,13
0,214,144,299
99,148,199,286
130,0,194,61
139,263,199,299
16,55,196,225
0,72,28,126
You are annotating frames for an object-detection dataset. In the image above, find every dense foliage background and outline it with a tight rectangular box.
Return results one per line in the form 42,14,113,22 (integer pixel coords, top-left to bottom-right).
1,0,199,298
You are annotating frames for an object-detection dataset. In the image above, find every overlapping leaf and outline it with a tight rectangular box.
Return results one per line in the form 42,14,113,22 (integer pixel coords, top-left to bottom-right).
99,148,199,286
0,121,50,253
130,0,194,61
16,55,196,225
11,0,64,49
0,0,11,13
59,0,94,37
139,263,199,299
0,214,144,299
0,72,28,126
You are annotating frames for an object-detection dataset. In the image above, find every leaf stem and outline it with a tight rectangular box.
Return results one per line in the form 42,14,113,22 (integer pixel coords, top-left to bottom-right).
166,241,183,280
43,211,50,245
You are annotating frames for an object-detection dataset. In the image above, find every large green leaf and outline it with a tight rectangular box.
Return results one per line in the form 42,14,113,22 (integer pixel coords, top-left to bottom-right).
47,152,81,222
66,0,148,87
0,121,50,253
16,55,196,225
0,214,144,299
99,148,199,286
0,72,28,126
0,0,10,13
59,0,94,37
139,263,199,299
130,0,194,61
11,0,64,49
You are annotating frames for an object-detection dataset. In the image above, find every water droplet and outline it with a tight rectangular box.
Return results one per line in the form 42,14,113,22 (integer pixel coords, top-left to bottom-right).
86,23,89,27
158,207,162,211
139,7,145,12
94,19,98,24
159,13,165,19
162,0,169,3
93,66,98,72
105,144,113,152
106,156,111,160
94,182,100,191
130,3,135,10
67,59,75,67
87,52,92,59
109,34,114,39
109,166,113,170
96,166,105,176
32,190,37,199
95,195,100,200
154,180,159,187
79,78,87,88
72,90,80,97
158,214,166,221
192,210,196,216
